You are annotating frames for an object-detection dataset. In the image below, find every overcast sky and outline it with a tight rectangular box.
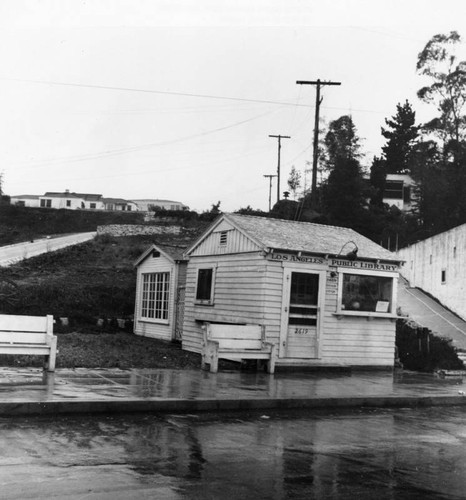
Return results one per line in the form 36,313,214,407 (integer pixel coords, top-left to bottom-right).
1,0,466,212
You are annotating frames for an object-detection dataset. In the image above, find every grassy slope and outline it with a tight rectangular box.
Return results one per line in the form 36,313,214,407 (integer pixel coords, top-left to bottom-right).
0,208,207,369
0,205,144,246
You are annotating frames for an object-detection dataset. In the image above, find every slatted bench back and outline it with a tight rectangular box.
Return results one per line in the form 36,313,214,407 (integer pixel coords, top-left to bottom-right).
0,314,52,344
205,324,264,350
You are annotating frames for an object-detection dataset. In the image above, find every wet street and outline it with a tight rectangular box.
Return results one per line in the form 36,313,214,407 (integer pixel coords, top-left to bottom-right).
0,407,464,499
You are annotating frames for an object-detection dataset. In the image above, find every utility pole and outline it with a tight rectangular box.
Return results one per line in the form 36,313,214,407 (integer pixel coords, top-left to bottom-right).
269,134,290,204
263,174,277,212
296,79,341,206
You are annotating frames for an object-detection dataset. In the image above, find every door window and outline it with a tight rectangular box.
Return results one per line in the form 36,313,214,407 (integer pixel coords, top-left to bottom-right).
289,272,319,326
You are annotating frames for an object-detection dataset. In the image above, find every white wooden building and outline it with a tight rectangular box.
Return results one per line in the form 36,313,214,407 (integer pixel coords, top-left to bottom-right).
182,214,403,369
397,223,466,321
134,244,187,342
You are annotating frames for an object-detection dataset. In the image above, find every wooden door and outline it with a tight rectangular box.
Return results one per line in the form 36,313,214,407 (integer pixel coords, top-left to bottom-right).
281,271,321,358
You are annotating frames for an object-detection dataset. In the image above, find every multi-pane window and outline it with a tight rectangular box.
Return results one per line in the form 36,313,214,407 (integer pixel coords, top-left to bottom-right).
141,272,170,321
341,273,393,313
40,199,52,208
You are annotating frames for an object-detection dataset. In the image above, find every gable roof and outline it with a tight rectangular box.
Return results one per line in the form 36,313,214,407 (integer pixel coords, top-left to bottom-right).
134,243,187,267
187,213,399,262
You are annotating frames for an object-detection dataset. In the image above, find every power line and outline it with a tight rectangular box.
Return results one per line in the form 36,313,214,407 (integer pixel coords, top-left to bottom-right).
9,106,282,169
3,77,313,108
2,77,389,114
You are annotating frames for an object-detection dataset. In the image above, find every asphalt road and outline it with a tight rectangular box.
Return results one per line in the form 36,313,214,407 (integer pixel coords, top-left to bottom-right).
0,232,96,266
1,407,466,499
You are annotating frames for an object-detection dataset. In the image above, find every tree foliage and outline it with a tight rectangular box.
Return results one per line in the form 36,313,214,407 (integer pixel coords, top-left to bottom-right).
381,100,419,174
417,31,466,150
287,166,301,200
323,115,361,170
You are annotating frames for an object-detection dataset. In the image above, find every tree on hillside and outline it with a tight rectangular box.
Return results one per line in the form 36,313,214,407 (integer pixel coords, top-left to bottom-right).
320,116,371,230
323,115,362,171
369,156,386,207
417,31,466,153
287,166,302,200
416,31,466,229
381,100,419,174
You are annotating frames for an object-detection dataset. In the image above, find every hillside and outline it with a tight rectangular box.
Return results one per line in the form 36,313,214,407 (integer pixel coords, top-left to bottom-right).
0,227,205,325
0,205,144,246
0,208,209,369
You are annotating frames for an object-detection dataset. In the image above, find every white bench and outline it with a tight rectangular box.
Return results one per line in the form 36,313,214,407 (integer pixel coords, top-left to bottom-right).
0,314,57,371
201,323,276,374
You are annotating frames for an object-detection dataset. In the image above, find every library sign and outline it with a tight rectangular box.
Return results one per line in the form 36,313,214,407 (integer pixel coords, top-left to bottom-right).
268,253,399,272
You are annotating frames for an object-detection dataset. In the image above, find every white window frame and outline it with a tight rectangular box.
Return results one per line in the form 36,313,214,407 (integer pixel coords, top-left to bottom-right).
140,271,171,323
194,266,217,305
335,268,398,319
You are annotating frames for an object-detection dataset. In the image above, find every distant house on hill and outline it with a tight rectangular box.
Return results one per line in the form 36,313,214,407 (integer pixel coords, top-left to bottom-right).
10,194,40,208
382,174,416,212
397,223,466,321
11,190,139,211
39,191,104,210
102,197,138,212
132,199,189,212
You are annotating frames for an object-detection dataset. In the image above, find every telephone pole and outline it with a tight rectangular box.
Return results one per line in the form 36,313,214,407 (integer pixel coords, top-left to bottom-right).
263,174,277,212
269,134,291,203
296,79,341,206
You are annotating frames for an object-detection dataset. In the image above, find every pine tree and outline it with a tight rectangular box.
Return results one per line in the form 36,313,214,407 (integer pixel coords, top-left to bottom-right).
381,100,419,174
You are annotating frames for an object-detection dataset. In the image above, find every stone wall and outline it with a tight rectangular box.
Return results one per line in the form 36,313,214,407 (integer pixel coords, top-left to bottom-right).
97,224,181,236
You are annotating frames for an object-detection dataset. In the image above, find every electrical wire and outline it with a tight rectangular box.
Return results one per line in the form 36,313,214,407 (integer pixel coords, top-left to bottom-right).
9,105,283,169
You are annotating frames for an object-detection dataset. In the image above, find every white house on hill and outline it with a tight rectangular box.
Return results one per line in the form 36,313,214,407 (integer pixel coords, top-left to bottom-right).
383,174,416,212
132,199,189,212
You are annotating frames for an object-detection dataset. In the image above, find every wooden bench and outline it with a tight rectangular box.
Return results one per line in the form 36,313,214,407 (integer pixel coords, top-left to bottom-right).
0,314,57,371
201,323,276,374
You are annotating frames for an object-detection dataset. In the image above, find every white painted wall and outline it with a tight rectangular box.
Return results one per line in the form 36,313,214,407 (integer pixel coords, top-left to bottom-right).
10,196,40,208
397,224,466,321
182,253,397,368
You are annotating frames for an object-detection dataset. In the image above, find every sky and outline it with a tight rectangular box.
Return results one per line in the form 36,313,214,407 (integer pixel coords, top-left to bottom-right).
1,0,466,212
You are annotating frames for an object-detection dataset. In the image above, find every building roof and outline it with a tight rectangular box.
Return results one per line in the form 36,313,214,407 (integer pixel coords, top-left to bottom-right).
190,213,399,262
102,197,131,204
43,192,103,201
11,194,39,199
134,243,187,267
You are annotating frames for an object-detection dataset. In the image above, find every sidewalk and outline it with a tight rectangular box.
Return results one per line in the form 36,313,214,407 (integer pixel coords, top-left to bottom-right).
0,367,465,416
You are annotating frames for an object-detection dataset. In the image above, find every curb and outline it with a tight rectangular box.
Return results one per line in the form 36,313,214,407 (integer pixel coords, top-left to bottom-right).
2,395,466,416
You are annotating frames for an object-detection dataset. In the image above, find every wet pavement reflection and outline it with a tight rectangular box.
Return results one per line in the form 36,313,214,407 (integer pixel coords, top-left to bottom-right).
0,406,465,499
0,368,464,405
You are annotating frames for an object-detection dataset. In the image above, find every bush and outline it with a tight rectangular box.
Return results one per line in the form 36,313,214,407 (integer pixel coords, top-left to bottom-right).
396,319,464,372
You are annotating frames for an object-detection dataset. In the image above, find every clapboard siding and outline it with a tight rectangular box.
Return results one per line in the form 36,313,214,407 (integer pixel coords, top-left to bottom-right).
134,254,177,341
190,222,260,256
319,308,396,364
182,215,399,368
182,254,269,352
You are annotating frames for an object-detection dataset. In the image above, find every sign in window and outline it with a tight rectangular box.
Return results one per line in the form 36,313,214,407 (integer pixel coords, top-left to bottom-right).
341,274,393,313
